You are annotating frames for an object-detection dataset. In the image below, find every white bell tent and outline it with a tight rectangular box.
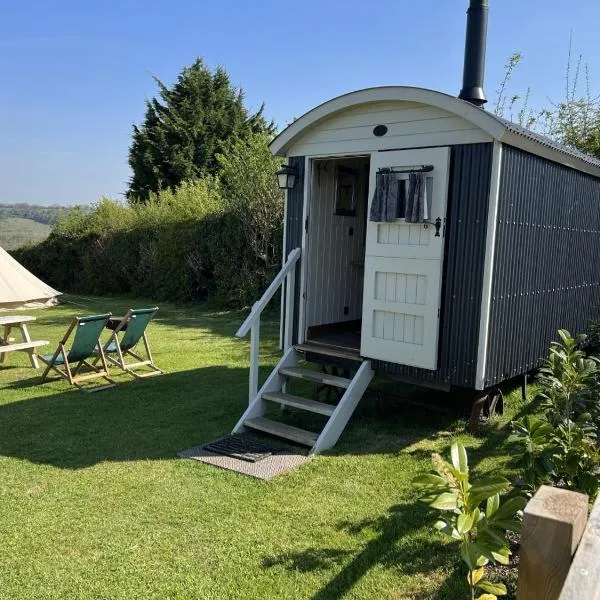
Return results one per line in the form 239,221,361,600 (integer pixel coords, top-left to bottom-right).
0,246,61,310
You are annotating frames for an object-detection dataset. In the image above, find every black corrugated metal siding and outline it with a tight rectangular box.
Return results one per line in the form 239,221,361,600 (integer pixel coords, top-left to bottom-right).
374,143,493,387
285,156,305,343
484,145,600,386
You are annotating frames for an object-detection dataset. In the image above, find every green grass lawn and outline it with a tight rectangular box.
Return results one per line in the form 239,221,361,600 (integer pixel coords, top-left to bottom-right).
0,295,531,599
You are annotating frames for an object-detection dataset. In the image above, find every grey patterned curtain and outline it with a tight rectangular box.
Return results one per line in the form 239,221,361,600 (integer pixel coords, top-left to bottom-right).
405,172,428,223
369,172,398,222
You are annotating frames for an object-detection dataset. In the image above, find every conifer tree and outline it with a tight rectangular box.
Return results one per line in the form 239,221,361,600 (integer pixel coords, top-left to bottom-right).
127,58,274,202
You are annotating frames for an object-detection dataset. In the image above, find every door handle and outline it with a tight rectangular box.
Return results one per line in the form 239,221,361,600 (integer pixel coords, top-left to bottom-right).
434,217,442,237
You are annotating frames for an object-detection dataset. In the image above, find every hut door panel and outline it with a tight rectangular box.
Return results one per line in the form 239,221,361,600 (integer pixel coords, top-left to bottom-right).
361,147,450,369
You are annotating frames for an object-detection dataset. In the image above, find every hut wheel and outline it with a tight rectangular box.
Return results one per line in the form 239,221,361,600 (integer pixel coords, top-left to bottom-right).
486,388,504,418
467,387,504,432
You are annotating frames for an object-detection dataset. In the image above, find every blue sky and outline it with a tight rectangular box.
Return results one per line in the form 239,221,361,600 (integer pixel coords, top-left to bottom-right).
1,0,599,205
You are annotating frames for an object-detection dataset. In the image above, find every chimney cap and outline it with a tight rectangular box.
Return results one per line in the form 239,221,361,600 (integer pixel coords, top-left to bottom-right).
458,86,487,107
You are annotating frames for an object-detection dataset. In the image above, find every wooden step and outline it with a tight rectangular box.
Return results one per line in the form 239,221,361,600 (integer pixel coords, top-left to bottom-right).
262,391,335,416
279,367,352,389
295,342,362,362
244,417,318,447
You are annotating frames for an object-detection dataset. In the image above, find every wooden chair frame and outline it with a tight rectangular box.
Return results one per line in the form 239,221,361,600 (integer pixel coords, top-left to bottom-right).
103,308,162,379
40,316,116,393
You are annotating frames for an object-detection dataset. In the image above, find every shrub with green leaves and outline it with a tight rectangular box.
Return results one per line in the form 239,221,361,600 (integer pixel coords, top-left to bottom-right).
510,330,600,498
587,320,600,354
508,416,555,494
539,330,599,426
413,442,526,600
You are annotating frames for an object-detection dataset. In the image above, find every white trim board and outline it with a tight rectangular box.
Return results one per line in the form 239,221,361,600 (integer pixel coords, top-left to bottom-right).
296,156,311,345
475,141,503,390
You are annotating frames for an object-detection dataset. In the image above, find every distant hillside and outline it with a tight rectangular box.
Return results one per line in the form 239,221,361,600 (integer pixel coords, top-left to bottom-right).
0,217,52,250
0,203,86,225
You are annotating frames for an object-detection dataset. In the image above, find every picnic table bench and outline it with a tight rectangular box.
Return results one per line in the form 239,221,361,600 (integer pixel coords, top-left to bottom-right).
0,315,48,368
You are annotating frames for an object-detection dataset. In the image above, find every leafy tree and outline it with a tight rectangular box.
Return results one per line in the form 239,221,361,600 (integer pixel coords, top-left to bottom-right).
493,52,536,128
218,132,284,272
543,63,600,159
127,58,275,202
493,42,600,159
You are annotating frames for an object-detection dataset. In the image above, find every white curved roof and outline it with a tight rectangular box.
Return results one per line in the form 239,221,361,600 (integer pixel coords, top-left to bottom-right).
0,246,61,310
270,86,600,178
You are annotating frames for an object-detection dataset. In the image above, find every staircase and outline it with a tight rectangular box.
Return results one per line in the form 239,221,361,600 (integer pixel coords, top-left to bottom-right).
234,248,374,454
232,343,374,455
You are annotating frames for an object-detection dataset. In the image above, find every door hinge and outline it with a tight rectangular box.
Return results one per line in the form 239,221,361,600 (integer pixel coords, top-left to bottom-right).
304,216,309,233
303,292,307,299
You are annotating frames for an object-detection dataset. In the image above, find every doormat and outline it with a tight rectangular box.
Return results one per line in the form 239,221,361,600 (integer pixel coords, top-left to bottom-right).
202,434,279,462
178,433,311,480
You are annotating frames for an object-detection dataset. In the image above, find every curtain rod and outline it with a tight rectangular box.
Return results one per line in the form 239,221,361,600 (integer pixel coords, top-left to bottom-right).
377,165,434,174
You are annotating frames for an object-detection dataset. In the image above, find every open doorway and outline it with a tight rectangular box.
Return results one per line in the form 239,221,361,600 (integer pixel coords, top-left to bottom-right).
303,155,370,351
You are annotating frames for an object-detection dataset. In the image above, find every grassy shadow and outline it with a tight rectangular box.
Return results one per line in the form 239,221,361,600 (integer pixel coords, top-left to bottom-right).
0,364,467,469
0,366,257,468
262,502,461,599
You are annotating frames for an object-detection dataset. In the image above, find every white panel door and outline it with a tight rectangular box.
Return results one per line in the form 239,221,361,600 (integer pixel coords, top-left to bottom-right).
360,147,450,369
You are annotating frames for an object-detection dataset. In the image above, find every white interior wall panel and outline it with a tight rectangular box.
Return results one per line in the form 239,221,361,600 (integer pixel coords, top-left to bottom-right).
305,157,368,329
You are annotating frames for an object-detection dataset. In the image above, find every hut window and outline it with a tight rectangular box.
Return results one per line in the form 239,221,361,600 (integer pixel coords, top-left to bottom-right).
370,169,432,223
397,174,433,221
334,166,358,216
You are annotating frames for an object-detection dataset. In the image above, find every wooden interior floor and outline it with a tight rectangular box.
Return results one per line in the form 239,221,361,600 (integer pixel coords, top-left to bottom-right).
307,322,361,351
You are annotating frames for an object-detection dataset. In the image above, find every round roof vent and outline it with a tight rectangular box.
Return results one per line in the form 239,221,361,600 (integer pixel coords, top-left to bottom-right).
373,125,388,137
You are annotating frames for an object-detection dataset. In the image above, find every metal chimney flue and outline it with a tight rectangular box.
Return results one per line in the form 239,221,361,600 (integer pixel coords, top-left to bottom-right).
458,0,489,107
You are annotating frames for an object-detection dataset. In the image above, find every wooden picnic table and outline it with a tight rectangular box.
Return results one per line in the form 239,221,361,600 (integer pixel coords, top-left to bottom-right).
0,315,48,368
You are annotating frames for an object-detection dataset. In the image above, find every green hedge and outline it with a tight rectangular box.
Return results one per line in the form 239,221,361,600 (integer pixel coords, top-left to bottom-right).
14,135,285,307
16,214,277,305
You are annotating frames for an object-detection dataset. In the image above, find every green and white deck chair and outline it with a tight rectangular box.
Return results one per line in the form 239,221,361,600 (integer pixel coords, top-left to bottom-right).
40,314,116,392
102,307,162,378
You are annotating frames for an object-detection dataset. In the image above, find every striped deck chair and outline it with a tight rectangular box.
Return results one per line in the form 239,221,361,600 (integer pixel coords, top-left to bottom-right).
102,307,162,378
40,314,116,392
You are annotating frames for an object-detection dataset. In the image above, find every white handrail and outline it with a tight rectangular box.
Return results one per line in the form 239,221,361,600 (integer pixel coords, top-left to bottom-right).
236,247,301,406
236,248,301,338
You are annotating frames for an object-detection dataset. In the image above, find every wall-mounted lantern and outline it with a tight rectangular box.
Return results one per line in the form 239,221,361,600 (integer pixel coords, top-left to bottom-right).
276,164,298,190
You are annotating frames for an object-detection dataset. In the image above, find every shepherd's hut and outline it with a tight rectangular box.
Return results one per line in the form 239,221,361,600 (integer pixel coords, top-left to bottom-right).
234,0,600,453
